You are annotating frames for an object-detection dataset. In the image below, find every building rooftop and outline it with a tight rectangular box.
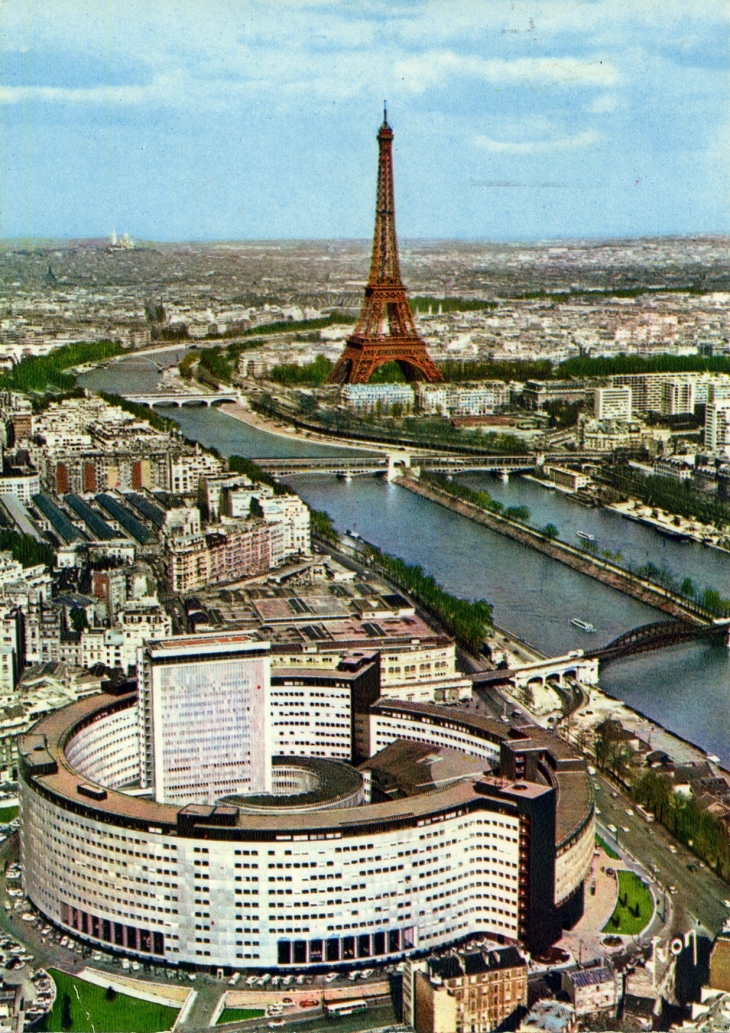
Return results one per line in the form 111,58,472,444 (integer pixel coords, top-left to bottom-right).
566,966,614,988
429,945,524,981
360,741,488,798
520,1000,576,1033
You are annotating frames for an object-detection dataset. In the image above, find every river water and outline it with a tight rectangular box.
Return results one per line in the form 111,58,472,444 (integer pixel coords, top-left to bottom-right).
79,355,730,764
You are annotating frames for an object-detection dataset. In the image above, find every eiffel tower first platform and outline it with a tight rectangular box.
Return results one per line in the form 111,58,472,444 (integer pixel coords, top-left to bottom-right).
328,110,443,385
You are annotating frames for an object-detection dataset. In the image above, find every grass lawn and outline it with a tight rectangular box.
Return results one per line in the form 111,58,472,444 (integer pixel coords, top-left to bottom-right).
0,806,18,824
217,1008,265,1024
36,969,179,1032
602,870,654,936
596,834,619,860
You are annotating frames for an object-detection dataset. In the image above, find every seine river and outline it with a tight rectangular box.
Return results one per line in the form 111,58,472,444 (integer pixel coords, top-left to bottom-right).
80,354,730,764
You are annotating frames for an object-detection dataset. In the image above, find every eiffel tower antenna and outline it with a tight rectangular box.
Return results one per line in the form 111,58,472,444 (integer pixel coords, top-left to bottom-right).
328,112,442,384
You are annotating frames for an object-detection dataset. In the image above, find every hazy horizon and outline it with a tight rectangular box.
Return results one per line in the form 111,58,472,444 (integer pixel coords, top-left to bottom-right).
3,231,729,248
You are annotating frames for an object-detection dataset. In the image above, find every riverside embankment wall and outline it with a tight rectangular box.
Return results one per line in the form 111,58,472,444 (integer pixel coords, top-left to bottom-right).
399,476,713,626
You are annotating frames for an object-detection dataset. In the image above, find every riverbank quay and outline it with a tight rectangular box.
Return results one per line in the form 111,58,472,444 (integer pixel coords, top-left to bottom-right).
606,497,730,552
398,475,716,626
219,400,392,454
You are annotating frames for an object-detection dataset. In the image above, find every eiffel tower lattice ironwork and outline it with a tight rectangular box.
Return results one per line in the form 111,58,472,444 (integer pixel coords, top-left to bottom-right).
328,109,443,385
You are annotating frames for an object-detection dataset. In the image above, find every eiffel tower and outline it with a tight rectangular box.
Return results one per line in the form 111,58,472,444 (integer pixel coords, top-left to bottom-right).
328,109,443,385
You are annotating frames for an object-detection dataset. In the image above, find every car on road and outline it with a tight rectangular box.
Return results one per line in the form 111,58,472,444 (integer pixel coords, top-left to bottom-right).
723,900,730,908
324,973,338,983
607,824,618,834
626,809,634,816
669,885,677,894
621,826,630,833
668,844,678,854
611,791,618,798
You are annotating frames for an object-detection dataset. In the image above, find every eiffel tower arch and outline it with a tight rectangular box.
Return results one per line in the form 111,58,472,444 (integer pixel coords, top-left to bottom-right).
328,110,443,385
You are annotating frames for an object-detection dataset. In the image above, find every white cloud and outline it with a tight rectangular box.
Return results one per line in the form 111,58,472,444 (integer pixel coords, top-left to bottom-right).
0,74,183,107
394,52,618,93
591,93,618,113
473,129,601,153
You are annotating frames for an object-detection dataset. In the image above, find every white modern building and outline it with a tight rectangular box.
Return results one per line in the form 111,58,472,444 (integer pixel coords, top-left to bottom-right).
19,668,594,972
417,382,510,417
661,379,695,416
705,401,730,455
340,384,415,414
137,633,273,804
0,471,41,504
593,387,632,421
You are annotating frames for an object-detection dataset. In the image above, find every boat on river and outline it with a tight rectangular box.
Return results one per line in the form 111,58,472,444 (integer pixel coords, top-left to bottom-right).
570,618,596,632
638,519,691,543
575,531,595,542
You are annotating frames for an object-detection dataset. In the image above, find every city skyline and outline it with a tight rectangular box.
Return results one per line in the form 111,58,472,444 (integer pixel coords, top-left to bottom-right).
0,0,727,242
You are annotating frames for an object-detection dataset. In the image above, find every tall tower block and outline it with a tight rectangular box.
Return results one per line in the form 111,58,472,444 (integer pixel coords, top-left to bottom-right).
328,110,443,385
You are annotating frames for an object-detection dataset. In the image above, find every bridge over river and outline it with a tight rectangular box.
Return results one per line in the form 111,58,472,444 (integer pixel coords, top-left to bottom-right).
254,451,600,477
125,391,239,407
472,619,730,690
584,618,730,663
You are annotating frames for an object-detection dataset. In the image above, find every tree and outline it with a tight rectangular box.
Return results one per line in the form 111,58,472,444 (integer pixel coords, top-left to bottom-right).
60,991,73,1031
540,523,559,540
296,392,318,416
503,505,531,523
310,509,338,543
69,608,88,634
179,353,197,380
106,985,117,1002
680,577,696,599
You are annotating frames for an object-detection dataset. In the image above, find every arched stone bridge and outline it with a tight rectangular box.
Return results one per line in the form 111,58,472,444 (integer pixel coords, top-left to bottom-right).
125,392,239,407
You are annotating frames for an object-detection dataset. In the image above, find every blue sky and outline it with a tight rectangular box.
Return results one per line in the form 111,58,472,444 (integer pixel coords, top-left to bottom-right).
0,0,727,242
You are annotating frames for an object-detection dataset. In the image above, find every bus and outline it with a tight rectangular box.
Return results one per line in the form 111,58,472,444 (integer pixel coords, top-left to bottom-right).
636,804,655,823
325,999,368,1017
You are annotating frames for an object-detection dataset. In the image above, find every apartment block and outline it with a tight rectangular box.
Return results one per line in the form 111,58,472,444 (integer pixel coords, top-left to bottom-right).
340,383,415,413
167,521,271,592
593,386,632,421
409,946,527,1033
417,382,509,416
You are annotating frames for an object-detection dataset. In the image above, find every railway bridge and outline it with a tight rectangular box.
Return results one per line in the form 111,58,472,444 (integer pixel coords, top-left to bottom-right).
471,619,730,691
256,453,540,478
584,619,730,664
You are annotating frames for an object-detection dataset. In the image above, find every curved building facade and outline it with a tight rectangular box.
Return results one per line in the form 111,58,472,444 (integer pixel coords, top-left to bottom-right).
20,690,594,970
